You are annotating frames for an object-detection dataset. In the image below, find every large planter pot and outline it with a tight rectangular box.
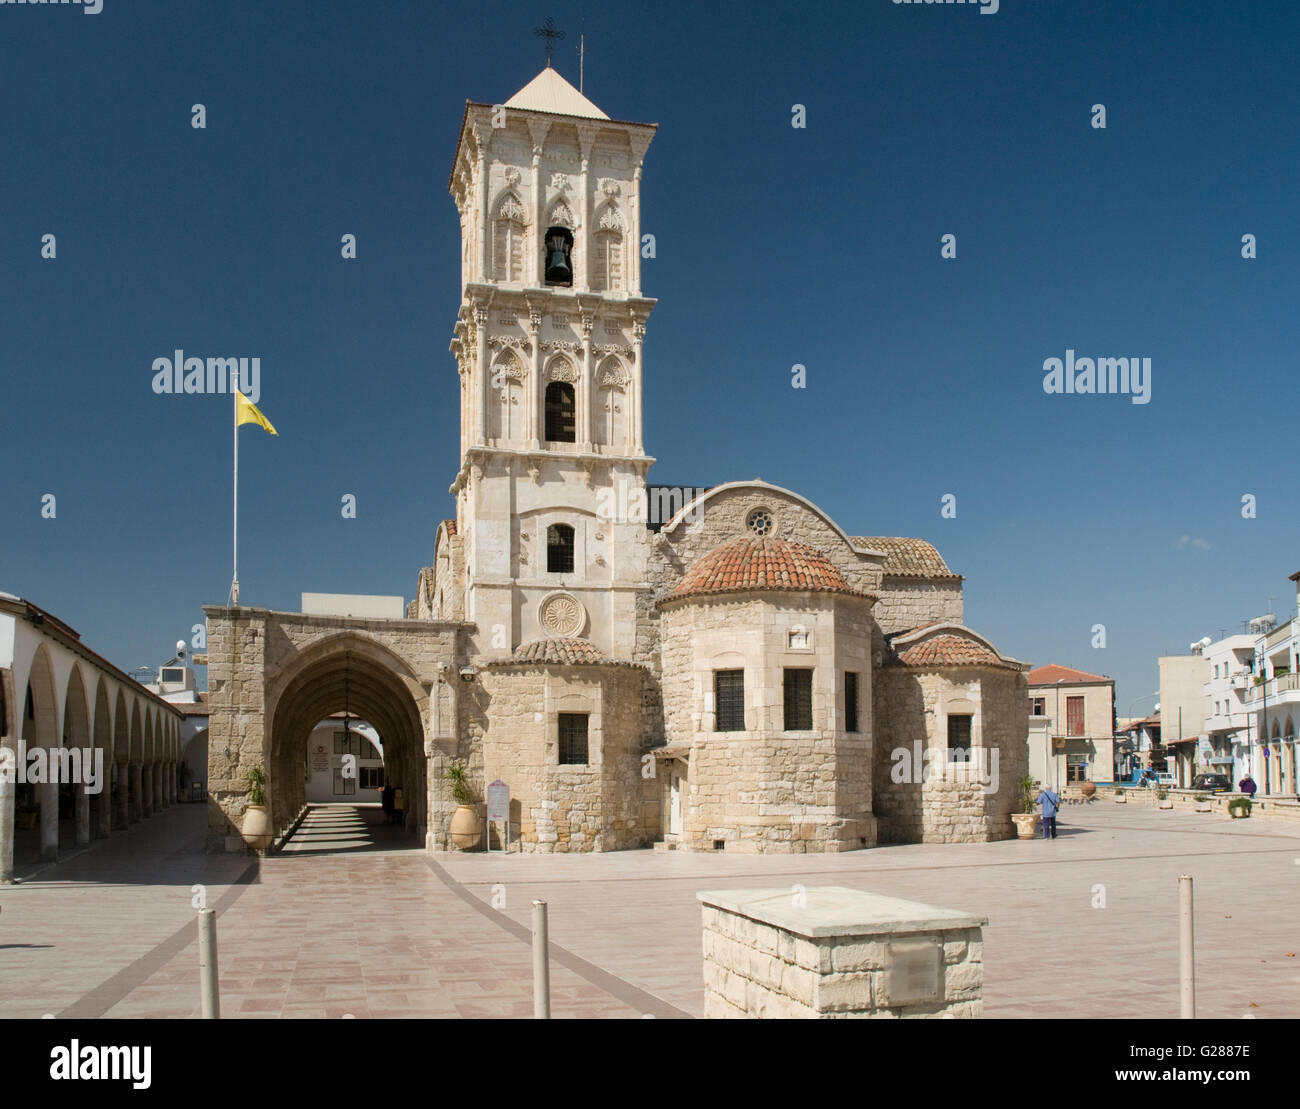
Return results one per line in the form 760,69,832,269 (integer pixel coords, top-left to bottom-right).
1157,799,1174,810
1114,794,1128,804
241,804,273,851
1011,813,1039,839
449,804,482,850
1194,801,1212,813
1080,781,1097,798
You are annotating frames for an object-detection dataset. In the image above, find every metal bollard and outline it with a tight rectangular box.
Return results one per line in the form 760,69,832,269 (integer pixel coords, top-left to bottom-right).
199,909,220,1019
532,900,550,1019
1179,875,1195,1019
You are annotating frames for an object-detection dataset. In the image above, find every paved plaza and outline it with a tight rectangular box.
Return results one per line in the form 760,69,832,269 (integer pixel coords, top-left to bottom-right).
2,801,1298,1019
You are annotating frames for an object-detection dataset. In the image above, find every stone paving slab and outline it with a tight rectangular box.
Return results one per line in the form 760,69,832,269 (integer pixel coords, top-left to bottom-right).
0,805,251,1019
438,803,1300,1019
5,802,1299,1019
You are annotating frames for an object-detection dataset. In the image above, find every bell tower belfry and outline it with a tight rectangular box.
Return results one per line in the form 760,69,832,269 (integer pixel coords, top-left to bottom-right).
447,66,657,660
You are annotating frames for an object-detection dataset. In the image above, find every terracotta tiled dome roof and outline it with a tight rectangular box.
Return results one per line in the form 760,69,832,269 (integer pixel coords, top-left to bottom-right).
885,628,1020,671
664,538,867,604
499,637,616,666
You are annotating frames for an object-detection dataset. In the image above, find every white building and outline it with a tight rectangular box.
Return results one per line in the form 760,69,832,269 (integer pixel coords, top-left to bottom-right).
1200,633,1255,785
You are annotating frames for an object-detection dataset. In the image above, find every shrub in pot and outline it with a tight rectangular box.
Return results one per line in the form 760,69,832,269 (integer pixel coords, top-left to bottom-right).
446,760,482,849
1011,774,1040,839
241,765,272,851
1228,797,1252,819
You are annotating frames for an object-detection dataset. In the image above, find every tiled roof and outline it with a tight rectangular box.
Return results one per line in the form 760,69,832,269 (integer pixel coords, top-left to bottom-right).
851,537,959,579
177,701,210,716
489,637,626,667
1027,663,1112,686
665,538,867,603
889,633,1017,670
441,519,457,536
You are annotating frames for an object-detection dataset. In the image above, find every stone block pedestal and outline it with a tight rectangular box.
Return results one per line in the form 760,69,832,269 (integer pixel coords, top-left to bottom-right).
698,886,986,1018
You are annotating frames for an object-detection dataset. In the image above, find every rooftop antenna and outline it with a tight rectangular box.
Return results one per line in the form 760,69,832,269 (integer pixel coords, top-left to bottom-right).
534,16,565,67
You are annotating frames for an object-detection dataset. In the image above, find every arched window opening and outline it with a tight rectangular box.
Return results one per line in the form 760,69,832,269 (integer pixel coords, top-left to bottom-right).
544,226,574,287
545,381,576,442
547,524,575,574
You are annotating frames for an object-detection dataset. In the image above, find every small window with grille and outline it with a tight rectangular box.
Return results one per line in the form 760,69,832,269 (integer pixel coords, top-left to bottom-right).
948,714,973,762
715,670,745,732
547,524,575,573
558,713,589,765
845,671,859,733
783,668,813,731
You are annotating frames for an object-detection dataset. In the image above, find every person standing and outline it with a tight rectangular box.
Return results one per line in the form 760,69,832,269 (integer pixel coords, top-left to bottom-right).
1238,774,1257,798
1037,783,1062,839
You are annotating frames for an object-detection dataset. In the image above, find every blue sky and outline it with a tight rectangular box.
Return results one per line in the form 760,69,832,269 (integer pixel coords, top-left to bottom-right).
1,0,1296,708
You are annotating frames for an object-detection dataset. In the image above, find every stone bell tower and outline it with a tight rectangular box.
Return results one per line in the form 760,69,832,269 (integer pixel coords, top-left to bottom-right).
447,65,657,660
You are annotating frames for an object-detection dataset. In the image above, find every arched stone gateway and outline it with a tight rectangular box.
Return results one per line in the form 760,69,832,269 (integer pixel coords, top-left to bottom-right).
202,605,468,854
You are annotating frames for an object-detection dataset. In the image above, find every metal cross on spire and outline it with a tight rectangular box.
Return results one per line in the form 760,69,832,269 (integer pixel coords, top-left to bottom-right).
534,16,565,66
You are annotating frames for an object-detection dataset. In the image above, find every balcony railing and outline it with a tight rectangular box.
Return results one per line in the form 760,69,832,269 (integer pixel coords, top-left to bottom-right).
1245,671,1300,704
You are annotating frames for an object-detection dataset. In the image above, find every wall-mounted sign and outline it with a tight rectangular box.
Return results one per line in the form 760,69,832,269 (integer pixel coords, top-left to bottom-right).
311,745,329,772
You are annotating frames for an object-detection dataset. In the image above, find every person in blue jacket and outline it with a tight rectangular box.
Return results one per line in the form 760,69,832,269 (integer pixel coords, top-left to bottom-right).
1037,783,1062,839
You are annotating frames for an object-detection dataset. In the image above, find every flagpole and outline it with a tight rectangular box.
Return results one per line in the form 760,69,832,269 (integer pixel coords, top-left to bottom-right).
232,390,239,605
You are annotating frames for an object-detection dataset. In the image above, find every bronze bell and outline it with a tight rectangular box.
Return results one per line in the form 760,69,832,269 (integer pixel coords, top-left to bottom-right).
546,247,572,284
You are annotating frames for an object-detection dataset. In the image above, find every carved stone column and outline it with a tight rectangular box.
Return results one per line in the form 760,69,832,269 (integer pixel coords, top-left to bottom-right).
474,305,489,444
580,311,595,450
528,305,544,448
632,323,646,454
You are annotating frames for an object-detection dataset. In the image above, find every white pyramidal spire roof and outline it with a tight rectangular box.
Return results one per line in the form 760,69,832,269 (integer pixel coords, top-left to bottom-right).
504,66,609,120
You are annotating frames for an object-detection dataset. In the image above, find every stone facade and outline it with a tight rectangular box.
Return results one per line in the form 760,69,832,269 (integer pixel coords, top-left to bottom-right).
699,887,985,1018
202,67,1033,858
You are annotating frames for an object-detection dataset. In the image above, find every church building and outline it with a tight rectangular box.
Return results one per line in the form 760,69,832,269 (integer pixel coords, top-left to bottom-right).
204,65,1030,855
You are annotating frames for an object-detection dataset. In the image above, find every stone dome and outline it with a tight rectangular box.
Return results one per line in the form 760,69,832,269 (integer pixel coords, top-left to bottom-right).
664,537,866,604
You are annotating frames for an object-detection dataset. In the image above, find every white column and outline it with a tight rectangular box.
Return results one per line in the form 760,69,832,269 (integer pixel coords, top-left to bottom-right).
75,778,90,845
40,779,58,861
531,147,545,286
580,335,594,450
476,138,489,282
476,309,489,445
0,737,15,882
529,313,543,448
632,326,645,455
631,163,643,294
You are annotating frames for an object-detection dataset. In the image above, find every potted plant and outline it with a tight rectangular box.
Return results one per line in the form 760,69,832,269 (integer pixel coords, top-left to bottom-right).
1114,787,1127,804
1193,793,1212,813
1011,774,1040,839
446,760,482,849
1228,796,1252,819
1157,788,1173,810
241,765,273,851
1080,780,1097,798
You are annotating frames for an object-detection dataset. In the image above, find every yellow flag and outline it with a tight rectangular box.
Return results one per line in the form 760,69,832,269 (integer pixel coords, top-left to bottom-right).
235,390,278,436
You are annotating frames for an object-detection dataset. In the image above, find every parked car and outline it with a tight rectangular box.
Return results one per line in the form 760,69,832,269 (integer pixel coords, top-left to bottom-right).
1191,773,1232,793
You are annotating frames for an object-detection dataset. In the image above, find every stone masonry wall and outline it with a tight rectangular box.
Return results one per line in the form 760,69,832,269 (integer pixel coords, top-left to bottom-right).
468,663,651,852
873,665,1026,844
701,903,983,1018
